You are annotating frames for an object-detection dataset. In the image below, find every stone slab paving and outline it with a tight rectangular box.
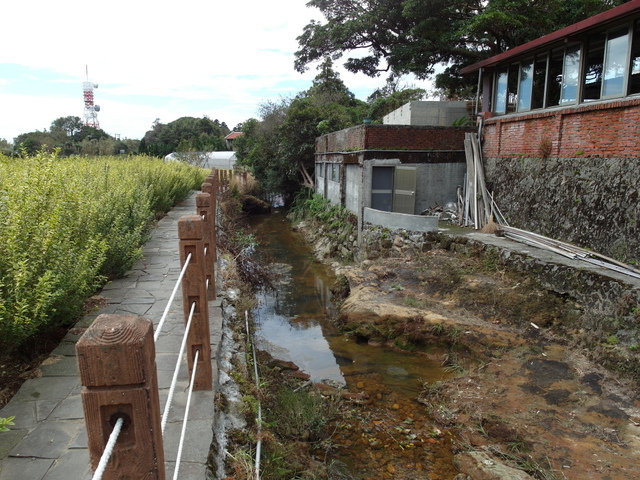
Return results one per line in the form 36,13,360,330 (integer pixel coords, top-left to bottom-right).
0,192,222,480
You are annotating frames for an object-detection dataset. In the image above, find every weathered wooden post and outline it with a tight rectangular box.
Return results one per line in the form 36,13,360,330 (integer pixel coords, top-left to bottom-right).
201,181,218,263
76,314,165,480
178,215,212,390
196,192,216,300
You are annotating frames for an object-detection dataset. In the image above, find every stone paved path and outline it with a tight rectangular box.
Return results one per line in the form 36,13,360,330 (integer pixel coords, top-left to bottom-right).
0,192,221,480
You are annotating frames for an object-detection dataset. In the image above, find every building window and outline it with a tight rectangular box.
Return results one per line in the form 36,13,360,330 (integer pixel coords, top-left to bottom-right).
630,20,640,94
561,45,581,104
495,68,508,114
603,26,630,98
518,58,534,111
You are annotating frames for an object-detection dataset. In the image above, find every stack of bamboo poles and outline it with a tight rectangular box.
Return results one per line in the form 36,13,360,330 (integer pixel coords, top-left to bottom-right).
458,133,640,280
460,132,508,230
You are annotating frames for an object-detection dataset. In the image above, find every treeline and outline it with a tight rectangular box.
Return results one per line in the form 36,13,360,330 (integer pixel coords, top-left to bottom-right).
0,152,207,354
139,116,233,157
8,116,139,156
3,115,235,158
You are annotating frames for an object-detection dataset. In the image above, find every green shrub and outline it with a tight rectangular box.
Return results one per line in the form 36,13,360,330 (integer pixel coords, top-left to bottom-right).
0,152,207,352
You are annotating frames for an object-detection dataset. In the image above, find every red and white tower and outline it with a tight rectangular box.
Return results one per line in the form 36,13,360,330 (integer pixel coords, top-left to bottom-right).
83,66,100,129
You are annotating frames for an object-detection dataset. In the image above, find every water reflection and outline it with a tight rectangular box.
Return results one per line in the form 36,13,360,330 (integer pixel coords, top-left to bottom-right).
248,211,449,396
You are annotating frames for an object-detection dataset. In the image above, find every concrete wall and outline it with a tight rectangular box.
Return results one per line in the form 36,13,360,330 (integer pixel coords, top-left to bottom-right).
485,155,640,265
326,179,341,206
344,164,361,215
363,208,438,232
362,159,465,214
383,101,470,127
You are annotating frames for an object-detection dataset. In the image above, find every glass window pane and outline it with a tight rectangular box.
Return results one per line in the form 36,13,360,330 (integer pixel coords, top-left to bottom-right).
561,45,581,104
630,20,640,94
507,64,519,112
518,59,534,111
547,48,564,107
495,69,508,114
603,27,629,97
583,33,605,101
532,55,547,109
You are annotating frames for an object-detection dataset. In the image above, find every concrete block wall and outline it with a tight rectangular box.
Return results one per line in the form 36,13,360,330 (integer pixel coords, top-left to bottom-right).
484,97,640,158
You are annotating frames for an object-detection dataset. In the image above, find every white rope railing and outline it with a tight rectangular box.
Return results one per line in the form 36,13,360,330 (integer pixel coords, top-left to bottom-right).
161,301,197,433
154,252,192,342
91,416,124,480
245,311,262,480
172,348,200,480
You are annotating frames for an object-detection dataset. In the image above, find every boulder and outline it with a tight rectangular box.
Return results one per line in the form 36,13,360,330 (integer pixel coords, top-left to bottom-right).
453,451,535,480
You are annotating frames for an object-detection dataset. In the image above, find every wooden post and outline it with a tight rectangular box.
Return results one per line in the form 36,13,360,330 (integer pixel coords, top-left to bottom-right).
196,192,216,300
178,215,212,390
201,182,217,263
76,314,165,480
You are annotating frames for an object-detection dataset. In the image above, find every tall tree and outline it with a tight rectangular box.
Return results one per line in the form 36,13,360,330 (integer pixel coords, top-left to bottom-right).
236,62,367,197
139,116,230,157
295,0,624,96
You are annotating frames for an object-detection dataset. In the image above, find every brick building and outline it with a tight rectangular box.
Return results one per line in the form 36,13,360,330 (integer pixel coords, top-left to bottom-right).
460,0,640,264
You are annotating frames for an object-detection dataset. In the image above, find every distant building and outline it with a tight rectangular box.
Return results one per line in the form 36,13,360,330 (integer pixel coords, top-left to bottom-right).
383,101,470,127
164,151,236,170
224,132,244,151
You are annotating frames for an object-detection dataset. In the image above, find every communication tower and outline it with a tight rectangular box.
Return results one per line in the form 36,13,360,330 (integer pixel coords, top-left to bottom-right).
83,66,101,129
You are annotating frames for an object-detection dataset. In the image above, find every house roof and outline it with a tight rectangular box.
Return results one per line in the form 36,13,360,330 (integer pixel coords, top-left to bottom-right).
225,132,244,140
460,0,640,75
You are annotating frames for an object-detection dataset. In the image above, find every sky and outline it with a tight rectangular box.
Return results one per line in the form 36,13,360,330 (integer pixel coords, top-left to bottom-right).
0,0,434,142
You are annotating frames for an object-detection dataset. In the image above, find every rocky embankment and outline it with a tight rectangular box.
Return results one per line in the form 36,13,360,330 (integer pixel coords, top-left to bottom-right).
296,219,640,480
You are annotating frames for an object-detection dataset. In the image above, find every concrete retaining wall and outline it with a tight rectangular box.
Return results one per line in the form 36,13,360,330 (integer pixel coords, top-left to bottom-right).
363,207,438,232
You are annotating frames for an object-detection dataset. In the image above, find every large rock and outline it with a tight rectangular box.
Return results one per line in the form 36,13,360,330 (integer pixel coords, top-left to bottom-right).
453,451,535,480
239,195,271,214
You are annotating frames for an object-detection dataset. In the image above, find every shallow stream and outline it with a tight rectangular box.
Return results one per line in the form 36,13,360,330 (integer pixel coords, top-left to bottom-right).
248,210,449,398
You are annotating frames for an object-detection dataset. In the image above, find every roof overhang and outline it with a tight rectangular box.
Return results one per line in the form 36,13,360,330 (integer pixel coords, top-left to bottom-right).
460,0,640,75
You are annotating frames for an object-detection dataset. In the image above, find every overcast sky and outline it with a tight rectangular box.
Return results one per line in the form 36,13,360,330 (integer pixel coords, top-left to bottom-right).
1,0,433,142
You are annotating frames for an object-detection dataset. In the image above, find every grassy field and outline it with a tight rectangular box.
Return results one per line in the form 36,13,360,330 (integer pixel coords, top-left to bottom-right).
0,152,207,353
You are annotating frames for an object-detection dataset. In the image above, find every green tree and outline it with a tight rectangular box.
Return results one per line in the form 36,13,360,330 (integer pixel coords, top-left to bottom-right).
236,62,367,197
0,138,12,156
139,116,231,157
295,0,624,96
50,116,83,140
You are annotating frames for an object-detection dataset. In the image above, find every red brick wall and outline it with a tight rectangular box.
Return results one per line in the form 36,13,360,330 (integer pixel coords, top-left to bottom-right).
316,125,471,153
483,97,640,158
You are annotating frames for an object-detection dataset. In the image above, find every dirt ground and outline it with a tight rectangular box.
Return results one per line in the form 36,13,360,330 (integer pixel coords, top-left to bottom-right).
328,248,640,480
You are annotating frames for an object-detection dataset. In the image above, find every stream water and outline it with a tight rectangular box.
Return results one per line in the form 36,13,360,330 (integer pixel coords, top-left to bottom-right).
247,210,449,398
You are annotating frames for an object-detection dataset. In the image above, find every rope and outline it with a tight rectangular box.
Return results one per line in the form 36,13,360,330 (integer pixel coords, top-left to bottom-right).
161,301,197,434
91,416,124,480
155,252,192,342
172,348,200,480
245,311,262,480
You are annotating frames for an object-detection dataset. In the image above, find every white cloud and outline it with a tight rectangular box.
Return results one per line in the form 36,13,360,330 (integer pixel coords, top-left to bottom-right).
1,0,433,141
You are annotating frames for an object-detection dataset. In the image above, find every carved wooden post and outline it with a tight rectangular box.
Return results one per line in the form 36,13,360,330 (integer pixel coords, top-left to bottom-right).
76,314,165,480
196,192,216,300
178,215,212,390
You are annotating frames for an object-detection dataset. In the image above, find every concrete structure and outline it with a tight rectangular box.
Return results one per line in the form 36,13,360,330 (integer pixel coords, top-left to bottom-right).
363,207,438,232
165,151,237,170
0,193,222,480
315,123,473,236
383,101,470,127
460,0,640,264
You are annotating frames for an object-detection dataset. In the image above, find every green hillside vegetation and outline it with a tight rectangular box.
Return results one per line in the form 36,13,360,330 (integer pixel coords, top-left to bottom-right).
0,152,207,354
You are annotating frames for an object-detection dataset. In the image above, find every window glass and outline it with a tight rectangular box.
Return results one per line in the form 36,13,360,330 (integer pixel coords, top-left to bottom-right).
494,69,508,114
561,45,581,104
531,55,547,109
603,27,629,97
630,20,640,94
507,64,519,112
518,59,534,111
583,32,606,101
546,48,564,107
